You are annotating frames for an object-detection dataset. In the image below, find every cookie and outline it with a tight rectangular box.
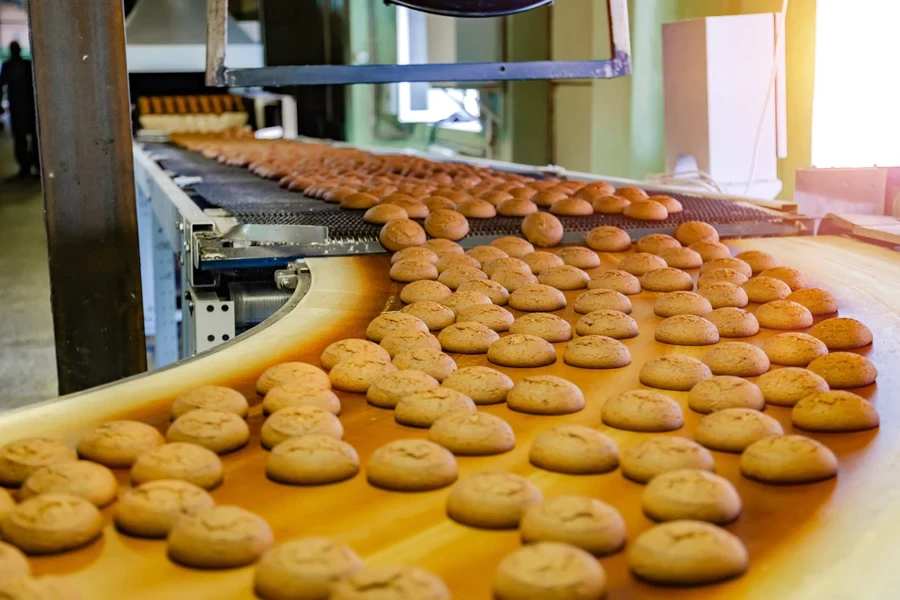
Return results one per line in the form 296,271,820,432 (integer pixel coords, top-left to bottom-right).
380,330,441,358
483,190,515,206
698,281,748,309
653,291,712,317
660,246,703,270
538,265,590,291
341,193,379,210
390,260,438,283
757,367,829,407
792,390,878,433
640,267,694,292
529,425,618,474
447,471,542,529
520,496,625,556
734,250,779,274
786,288,839,315
423,196,457,213
740,435,837,484
491,268,539,292
490,236,535,258
0,576,81,599
624,199,668,221
563,335,631,369
76,421,164,468
508,284,566,312
0,541,29,581
498,198,539,216
422,238,464,257
615,186,649,202
639,355,712,391
457,304,514,332
574,310,638,339
636,234,681,255
436,255,480,274
366,370,439,409
700,258,752,279
254,538,362,600
394,388,476,427
391,247,438,265
521,212,564,247
755,300,814,330
555,246,600,269
493,542,607,600
264,384,341,416
741,276,791,303
695,408,783,453
488,334,557,368
0,489,14,524
587,270,641,295
131,443,223,489
424,209,469,241
601,390,683,432
329,357,397,393
399,280,452,304
428,412,515,456
674,221,720,245
689,240,731,262
167,505,274,568
437,265,487,290
655,315,719,346
437,321,500,353
485,257,530,277
809,317,873,350
618,252,667,276
507,375,584,415
688,376,764,414
456,279,510,305
391,347,457,380
550,197,593,216
701,342,770,376
521,251,564,275
261,406,343,449
510,187,539,200
530,190,566,207
366,439,457,491
379,219,426,252
20,461,117,507
330,566,450,600
643,469,741,524
760,266,808,291
707,307,760,338
257,362,332,394
578,181,616,198
400,301,456,331
697,268,748,287
457,199,497,218
761,332,827,366
441,367,513,405
170,386,249,419
650,194,683,213
573,289,632,314
166,410,250,455
509,313,572,343
2,493,102,555
115,479,214,538
629,520,747,585
441,290,493,315
0,438,76,487
585,226,631,251
620,436,715,483
265,435,360,485
467,245,508,265
807,352,877,389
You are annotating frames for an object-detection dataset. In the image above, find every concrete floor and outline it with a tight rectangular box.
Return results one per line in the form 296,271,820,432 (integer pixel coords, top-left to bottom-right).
0,132,58,410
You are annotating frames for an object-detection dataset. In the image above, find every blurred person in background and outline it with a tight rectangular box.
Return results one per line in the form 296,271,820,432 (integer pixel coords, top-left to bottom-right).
0,41,39,178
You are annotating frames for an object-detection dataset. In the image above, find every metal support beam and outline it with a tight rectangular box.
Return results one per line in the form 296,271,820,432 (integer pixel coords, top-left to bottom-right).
205,0,228,86
28,0,147,394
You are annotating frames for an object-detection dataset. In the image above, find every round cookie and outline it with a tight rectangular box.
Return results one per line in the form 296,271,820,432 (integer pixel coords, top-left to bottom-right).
0,576,81,599
115,479,214,538
380,330,441,358
390,260,438,283
0,438,77,487
655,315,719,346
341,193,379,210
170,386,249,419
792,390,878,433
393,201,428,219
700,258,752,278
555,246,600,269
624,200,668,221
264,384,341,416
640,355,712,391
760,266,808,291
437,265,487,290
520,496,625,556
742,276,791,303
688,376,764,414
575,309,638,339
529,425,619,474
441,366,513,405
166,409,250,454
697,268,748,287
564,335,631,369
695,408,783,453
491,269,539,293
486,257,531,277
507,375,584,415
457,304,514,332
578,181,616,198
757,367,829,407
131,443,223,489
20,461,117,507
550,197,593,216
498,198,539,216
366,439,458,491
483,190,515,206
508,284,567,312
522,251,564,275
457,199,496,219
392,348,457,381
493,542,607,600
510,187,539,200
642,469,741,524
257,362,332,394
618,252,667,276
441,290,493,315
490,236,535,258
741,435,837,484
366,312,429,343
698,281,748,309
77,421,164,468
755,300,813,330
585,226,631,251
0,489,14,524
601,390,683,432
734,250,779,273
2,493,102,555
391,246,438,265
400,301,456,331
786,288,839,315
394,388,476,428
428,412,515,456
620,437,715,483
674,221,720,245
467,245,508,265
265,435,360,485
423,196,457,213
400,280,452,304
0,541,29,581
629,520,747,585
807,352,877,389
261,406,343,449
330,566,450,600
635,233,681,255
457,279,510,305
538,265,589,290
809,317,873,350
435,253,480,274
660,246,703,270
587,270,641,295
616,186,649,202
707,307,760,338
640,267,694,292
701,342,770,377
329,357,397,393
167,505,274,568
379,219,426,252
521,212,564,248
366,370,439,409
509,313,572,343
488,334,557,368
423,238,464,257
573,289,632,314
761,332,828,366
437,321,500,353
653,291,712,317
689,240,731,262
447,471,543,529
254,538,363,600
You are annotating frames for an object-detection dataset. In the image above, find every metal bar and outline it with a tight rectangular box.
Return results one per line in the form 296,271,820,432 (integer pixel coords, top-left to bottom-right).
28,0,147,394
385,0,554,18
205,0,228,86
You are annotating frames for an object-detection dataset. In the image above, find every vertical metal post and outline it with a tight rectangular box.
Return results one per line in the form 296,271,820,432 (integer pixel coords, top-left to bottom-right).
206,0,228,86
28,0,147,394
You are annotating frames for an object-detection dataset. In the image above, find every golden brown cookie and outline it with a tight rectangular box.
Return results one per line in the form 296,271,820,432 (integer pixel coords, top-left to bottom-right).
423,196,457,213
0,438,77,487
520,496,625,556
437,265,487,290
498,198,539,216
807,352,877,389
20,460,117,507
697,268,748,287
741,435,837,484
437,321,500,353
389,259,438,283
400,301,456,331
399,280,452,304
0,541,30,581
585,226,631,251
689,240,731,262
620,436,715,483
601,390,683,432
131,443,223,489
167,505,274,568
379,219,426,252
394,388,476,428
260,403,343,448
761,332,827,366
391,246,438,265
254,538,363,600
392,348,457,381
618,252,667,276
115,479,214,538
653,291,712,317
380,330,441,358
456,304,515,332
760,266,808,291
166,409,250,455
0,489,15,525
700,258,752,278
510,187,539,200
2,493,103,555
341,193,379,210
457,199,497,219
757,367,829,407
441,290,493,315
538,265,590,290
493,542,607,600
331,566,450,600
521,251,564,275
674,221,720,245
521,212,565,247
733,250,778,274
550,197,593,216
564,335,632,369
483,190,515,206
742,276,791,304
587,270,641,295
574,309,639,339
507,375,584,415
509,313,572,343
573,289,632,315
434,253,480,274
707,307,760,338
635,234,680,256
642,469,741,524
698,281,748,309
530,190,567,208
701,342,770,377
170,386,249,420
555,246,600,269
428,412,515,456
265,435,360,486
0,576,81,599
490,236,535,258
786,288,839,315
456,279,510,305
639,355,712,391
529,425,619,474
423,238,464,257
329,357,398,393
76,421,164,468
640,267,694,292
660,246,703,270
688,376,764,414
467,245,508,266
488,334,557,368
490,268,539,293
366,370,439,409
441,366,513,405
424,209,469,241
695,408,783,453
263,384,341,416
624,200,668,221
616,186,649,202
755,300,814,330
652,195,683,213
792,390,878,433
655,315,720,346
447,471,543,529
508,283,567,312
366,439,458,491
257,362,332,395
809,317,873,350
